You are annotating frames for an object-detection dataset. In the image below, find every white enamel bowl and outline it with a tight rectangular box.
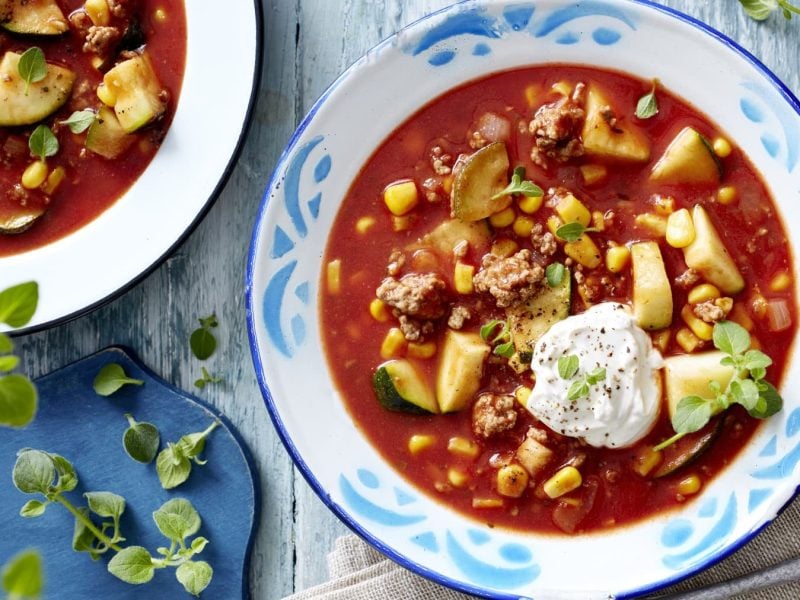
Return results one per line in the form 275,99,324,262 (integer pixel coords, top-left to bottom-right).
0,0,261,333
247,1,800,598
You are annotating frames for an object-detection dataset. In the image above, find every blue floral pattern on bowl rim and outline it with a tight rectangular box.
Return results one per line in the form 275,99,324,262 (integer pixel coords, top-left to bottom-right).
246,1,800,598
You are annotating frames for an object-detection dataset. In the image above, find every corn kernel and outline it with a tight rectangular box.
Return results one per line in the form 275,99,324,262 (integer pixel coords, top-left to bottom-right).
380,328,406,359
408,434,436,455
665,208,695,249
489,207,516,228
677,474,702,496
355,216,376,234
517,194,543,214
543,466,582,499
555,193,591,227
751,294,768,319
442,175,453,196
408,340,437,359
770,272,792,292
551,80,572,97
653,195,676,215
605,245,631,273
524,84,539,108
497,464,529,498
635,213,667,237
651,329,671,353
512,215,534,238
564,235,602,269
154,7,168,22
514,386,532,409
713,137,732,158
96,82,116,107
491,238,518,258
454,262,475,294
591,210,605,232
21,160,49,190
91,55,105,70
448,468,470,488
85,0,110,26
369,298,389,322
676,327,703,353
688,283,721,305
41,166,66,195
391,215,415,232
715,297,733,315
326,259,341,294
580,164,607,186
729,303,754,331
384,180,419,216
633,447,663,477
717,186,738,205
681,305,714,341
473,497,504,509
448,437,480,459
546,215,562,236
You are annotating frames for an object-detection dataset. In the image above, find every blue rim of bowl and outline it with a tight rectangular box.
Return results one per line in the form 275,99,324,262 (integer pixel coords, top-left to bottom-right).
12,0,265,337
245,1,800,598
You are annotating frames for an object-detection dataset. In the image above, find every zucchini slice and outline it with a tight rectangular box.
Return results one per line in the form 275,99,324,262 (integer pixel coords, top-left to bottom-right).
507,271,571,362
451,142,512,222
412,218,491,256
0,51,75,127
86,106,136,159
0,0,69,35
103,54,166,133
650,127,722,185
0,207,45,234
373,360,438,414
653,418,723,478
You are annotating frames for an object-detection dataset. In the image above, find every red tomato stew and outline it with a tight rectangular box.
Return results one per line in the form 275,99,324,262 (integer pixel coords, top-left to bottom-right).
0,0,186,256
320,65,797,534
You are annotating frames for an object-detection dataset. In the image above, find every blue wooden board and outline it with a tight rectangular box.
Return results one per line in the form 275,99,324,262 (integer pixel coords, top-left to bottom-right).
0,347,259,599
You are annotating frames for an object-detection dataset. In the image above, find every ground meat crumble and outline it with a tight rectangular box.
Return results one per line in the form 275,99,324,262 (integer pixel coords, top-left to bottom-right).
528,82,586,167
376,273,447,341
473,249,544,308
447,305,471,330
472,393,518,439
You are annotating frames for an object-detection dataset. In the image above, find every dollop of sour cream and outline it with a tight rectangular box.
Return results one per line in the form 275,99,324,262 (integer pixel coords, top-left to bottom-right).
526,302,663,448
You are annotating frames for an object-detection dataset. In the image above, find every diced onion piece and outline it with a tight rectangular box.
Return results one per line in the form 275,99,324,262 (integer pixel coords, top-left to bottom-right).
475,112,511,143
766,298,792,332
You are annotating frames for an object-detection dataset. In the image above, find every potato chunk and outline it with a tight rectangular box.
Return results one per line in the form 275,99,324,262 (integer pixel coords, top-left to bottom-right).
581,86,650,163
631,241,673,330
663,351,734,419
683,205,745,294
435,330,489,413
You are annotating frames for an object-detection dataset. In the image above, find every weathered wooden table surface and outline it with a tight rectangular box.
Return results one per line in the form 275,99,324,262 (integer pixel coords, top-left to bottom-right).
15,1,800,598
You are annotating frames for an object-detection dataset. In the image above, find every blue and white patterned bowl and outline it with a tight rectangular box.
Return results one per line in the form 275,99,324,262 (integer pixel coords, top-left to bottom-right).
246,1,800,598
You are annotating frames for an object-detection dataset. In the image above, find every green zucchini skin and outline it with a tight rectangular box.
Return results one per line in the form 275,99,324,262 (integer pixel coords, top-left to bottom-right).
507,270,572,360
373,360,438,415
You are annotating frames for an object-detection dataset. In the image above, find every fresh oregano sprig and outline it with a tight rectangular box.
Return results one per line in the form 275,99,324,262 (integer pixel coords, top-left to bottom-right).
491,166,543,201
17,47,47,95
557,354,606,401
654,320,783,451
555,222,598,242
28,125,59,163
194,367,222,390
190,314,218,360
0,281,39,429
479,319,515,359
12,450,212,596
545,262,566,287
739,0,800,20
1,548,43,599
93,363,144,397
635,80,659,120
61,109,97,134
156,420,221,490
123,414,160,464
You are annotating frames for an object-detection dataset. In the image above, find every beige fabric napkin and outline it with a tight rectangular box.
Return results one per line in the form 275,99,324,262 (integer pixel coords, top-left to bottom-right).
284,496,800,599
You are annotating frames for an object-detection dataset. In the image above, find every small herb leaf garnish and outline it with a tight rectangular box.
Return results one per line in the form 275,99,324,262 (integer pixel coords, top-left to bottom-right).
0,286,38,428
491,166,544,201
93,363,144,397
28,125,59,162
18,47,47,95
190,314,218,360
0,375,38,428
156,420,220,489
739,0,800,20
558,355,580,380
555,222,597,242
61,109,97,134
567,379,590,402
1,549,43,598
0,282,39,328
194,366,223,389
654,321,784,452
545,262,566,287
122,414,160,464
479,319,515,358
12,449,213,595
635,80,659,120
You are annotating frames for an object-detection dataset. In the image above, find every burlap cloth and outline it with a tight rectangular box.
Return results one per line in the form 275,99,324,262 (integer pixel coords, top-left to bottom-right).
283,497,800,600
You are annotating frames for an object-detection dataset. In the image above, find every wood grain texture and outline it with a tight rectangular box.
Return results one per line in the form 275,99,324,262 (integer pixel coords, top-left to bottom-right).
13,1,799,599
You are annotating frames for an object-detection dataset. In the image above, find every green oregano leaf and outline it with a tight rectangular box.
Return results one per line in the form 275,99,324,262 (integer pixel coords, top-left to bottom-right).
28,125,59,163
545,262,566,287
555,222,596,242
17,47,47,95
12,449,55,495
712,320,750,357
0,355,20,372
190,314,218,360
0,282,39,328
586,367,607,385
107,546,155,585
60,109,97,134
156,444,192,490
153,498,201,543
1,549,43,598
672,396,714,434
750,381,783,419
0,375,38,428
738,0,780,20
0,332,13,354
122,414,160,464
557,355,579,380
19,499,48,518
84,491,126,520
567,379,590,401
635,80,659,119
175,560,213,597
51,453,78,493
93,363,144,397
491,166,543,201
